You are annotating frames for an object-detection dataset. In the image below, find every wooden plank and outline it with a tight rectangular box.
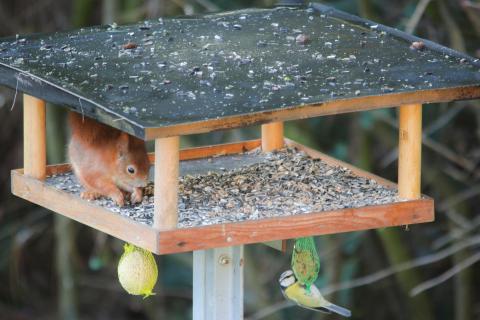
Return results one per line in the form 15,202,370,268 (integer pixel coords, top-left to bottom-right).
261,122,284,152
156,199,433,255
23,94,46,180
180,139,260,161
16,163,73,177
11,169,158,252
398,104,422,199
148,140,260,163
154,136,180,230
144,86,480,140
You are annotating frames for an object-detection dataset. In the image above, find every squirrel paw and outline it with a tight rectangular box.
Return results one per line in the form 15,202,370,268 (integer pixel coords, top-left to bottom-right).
81,190,102,201
112,193,126,207
131,187,144,204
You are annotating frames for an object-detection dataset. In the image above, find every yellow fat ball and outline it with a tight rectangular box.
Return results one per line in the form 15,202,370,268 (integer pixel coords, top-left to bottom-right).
117,243,158,298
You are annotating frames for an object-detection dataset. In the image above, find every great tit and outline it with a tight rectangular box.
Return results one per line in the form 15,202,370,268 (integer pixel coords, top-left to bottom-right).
279,269,351,317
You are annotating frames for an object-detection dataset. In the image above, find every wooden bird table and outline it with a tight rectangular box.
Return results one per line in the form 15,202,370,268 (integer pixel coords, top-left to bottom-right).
2,3,480,319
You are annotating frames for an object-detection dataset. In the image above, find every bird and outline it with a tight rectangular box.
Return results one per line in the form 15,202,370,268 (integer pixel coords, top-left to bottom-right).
279,269,352,317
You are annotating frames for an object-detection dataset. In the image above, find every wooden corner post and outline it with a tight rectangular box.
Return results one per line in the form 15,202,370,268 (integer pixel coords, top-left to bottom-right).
154,136,180,230
398,104,422,199
261,122,284,152
23,94,46,180
261,122,287,252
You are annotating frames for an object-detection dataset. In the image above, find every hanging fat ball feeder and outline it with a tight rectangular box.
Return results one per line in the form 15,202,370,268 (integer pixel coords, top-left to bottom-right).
285,237,351,316
117,243,158,298
291,237,320,290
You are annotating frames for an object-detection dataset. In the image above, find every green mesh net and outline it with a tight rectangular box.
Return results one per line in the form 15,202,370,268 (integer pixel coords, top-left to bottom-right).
291,237,320,290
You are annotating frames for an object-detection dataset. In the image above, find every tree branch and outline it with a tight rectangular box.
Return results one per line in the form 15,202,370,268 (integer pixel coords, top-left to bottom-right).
405,0,432,34
410,251,480,296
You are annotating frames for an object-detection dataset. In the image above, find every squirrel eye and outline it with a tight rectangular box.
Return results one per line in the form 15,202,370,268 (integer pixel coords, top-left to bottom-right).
127,166,135,174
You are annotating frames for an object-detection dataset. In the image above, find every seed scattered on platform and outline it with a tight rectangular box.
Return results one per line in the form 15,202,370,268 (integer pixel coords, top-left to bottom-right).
122,42,138,49
296,34,310,45
46,148,401,228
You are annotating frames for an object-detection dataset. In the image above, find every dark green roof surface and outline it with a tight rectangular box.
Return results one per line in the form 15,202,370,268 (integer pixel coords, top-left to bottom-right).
1,3,479,139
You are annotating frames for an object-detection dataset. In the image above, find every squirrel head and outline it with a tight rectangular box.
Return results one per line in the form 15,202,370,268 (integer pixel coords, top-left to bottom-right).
114,132,150,191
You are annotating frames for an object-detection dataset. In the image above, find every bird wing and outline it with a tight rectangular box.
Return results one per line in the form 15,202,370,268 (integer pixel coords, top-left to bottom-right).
280,281,351,317
294,284,351,317
283,284,332,314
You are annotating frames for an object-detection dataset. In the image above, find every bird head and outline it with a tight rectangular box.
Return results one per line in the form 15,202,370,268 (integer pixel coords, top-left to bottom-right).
279,269,296,289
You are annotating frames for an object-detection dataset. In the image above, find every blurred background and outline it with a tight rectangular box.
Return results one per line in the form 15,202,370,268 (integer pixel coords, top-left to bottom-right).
1,0,480,319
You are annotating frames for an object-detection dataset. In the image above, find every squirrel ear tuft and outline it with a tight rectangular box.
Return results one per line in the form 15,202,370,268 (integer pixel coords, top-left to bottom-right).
117,133,130,157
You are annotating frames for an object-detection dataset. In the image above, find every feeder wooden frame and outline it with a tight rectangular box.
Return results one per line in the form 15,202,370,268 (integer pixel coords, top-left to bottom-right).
13,98,433,255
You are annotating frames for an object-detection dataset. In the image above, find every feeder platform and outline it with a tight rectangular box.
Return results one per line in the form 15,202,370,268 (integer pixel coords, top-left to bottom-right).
12,139,433,254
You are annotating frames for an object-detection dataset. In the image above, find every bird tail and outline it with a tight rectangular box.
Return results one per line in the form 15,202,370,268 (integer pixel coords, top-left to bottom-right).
324,303,352,318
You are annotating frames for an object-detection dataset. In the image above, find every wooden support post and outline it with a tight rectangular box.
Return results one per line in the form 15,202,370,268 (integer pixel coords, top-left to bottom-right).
193,246,244,320
261,122,284,152
23,94,46,180
398,104,422,199
261,122,287,252
154,136,179,230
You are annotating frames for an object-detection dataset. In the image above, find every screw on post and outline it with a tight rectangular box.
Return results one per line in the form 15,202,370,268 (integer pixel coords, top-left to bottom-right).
218,254,231,265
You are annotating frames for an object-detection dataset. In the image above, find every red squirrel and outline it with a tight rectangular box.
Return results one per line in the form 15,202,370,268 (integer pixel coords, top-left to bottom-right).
68,112,150,206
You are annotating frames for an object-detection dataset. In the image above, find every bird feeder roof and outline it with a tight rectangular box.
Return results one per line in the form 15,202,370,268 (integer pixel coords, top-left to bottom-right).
1,3,480,139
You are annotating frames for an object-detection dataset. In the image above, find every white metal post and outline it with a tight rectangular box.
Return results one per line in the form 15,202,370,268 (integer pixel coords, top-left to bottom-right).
193,246,244,320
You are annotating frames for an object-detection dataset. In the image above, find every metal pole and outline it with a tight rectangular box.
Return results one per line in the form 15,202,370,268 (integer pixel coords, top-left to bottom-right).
193,246,244,320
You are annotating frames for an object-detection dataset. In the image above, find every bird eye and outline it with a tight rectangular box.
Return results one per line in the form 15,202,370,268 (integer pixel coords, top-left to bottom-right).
127,166,135,174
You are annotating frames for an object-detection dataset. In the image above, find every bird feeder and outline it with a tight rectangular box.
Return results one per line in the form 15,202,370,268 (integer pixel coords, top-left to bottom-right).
2,3,480,319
